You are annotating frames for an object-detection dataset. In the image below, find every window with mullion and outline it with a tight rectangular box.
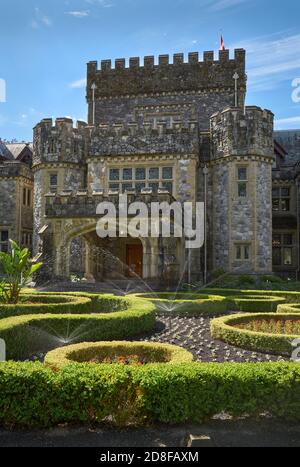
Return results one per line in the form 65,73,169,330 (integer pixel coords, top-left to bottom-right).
0,230,9,252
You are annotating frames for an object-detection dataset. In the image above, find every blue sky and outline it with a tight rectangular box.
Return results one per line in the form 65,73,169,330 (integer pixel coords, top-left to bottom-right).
0,0,300,141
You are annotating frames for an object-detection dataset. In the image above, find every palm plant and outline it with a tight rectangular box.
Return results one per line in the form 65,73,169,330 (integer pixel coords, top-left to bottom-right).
0,240,42,304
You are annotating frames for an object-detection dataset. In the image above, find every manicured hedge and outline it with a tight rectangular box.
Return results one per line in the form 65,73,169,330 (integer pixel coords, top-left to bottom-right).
210,313,300,356
204,288,300,303
227,295,286,313
0,297,156,360
0,362,300,427
277,303,300,314
0,294,93,318
133,293,228,316
44,341,193,370
135,292,285,314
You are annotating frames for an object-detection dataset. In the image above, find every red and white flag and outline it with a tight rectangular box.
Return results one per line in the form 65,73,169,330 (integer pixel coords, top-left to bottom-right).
220,35,225,51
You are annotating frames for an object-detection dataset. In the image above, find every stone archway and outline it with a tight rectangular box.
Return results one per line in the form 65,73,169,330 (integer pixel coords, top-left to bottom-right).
53,219,158,281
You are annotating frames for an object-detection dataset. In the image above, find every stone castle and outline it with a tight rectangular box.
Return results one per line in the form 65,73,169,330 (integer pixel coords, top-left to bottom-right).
1,49,300,284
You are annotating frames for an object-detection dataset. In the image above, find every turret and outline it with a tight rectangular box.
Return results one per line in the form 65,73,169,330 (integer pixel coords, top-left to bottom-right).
210,106,274,274
33,117,87,167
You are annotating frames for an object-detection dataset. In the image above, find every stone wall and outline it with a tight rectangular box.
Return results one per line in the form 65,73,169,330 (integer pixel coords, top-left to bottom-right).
274,130,300,166
87,49,246,129
0,162,33,248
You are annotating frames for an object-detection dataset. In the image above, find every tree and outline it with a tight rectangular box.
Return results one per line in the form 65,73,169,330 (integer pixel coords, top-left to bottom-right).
0,240,42,304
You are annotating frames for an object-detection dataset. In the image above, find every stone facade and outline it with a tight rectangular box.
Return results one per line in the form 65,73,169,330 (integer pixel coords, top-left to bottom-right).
2,48,300,282
0,161,33,253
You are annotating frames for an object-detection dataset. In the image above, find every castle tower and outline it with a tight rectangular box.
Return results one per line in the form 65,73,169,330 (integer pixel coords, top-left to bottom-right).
32,118,87,254
86,49,247,129
210,106,274,274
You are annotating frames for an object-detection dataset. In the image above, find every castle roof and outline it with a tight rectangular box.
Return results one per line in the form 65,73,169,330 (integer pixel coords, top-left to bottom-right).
5,142,33,160
0,141,14,160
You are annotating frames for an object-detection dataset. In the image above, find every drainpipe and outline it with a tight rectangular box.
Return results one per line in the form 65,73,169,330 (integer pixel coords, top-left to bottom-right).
297,180,300,280
203,165,209,285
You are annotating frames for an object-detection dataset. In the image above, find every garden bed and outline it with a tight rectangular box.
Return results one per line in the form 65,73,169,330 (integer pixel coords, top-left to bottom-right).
210,313,300,356
44,341,193,370
0,295,156,360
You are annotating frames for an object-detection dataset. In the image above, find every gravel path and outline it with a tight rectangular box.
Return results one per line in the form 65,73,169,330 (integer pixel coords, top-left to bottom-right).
27,314,288,364
135,314,288,363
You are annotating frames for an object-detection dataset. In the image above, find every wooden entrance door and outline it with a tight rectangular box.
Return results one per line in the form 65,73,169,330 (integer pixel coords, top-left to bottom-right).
126,244,143,278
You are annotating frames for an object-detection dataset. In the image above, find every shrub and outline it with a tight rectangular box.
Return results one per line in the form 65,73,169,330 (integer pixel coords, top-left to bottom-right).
0,297,156,360
238,275,256,286
44,341,193,370
210,312,300,355
277,304,300,314
227,295,286,313
0,240,42,304
133,293,228,316
1,362,300,427
261,275,283,284
0,294,93,318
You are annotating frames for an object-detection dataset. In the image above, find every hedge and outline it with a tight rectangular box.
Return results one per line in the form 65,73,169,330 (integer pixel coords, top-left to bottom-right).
133,293,228,316
0,362,300,427
227,295,286,313
0,297,156,360
204,288,300,303
277,303,300,314
44,341,193,370
134,292,285,314
210,313,300,356
0,294,93,318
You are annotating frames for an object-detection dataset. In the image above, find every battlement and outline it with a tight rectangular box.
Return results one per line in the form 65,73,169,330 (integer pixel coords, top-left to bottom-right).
88,118,199,157
92,117,198,136
44,190,173,218
88,49,245,72
33,118,88,167
34,118,88,132
0,160,33,180
87,49,246,100
210,106,274,160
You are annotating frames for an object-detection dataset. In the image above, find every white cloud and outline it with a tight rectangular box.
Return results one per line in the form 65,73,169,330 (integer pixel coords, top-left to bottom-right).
31,7,52,28
275,116,300,128
69,78,87,89
85,0,114,7
209,0,249,11
229,32,300,92
66,10,90,18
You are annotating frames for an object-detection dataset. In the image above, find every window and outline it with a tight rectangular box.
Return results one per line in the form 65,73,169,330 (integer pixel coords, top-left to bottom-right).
237,167,248,198
123,168,132,181
27,189,32,207
149,168,159,180
235,244,251,261
272,234,294,267
22,188,32,207
108,184,119,192
0,230,9,252
109,169,120,181
122,184,133,193
272,187,290,212
162,182,173,194
136,183,146,193
149,182,159,193
136,168,146,181
49,173,58,193
162,167,173,180
107,166,174,194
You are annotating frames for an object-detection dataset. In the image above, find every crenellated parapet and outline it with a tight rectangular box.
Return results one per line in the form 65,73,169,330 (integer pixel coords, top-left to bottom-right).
87,118,199,157
0,160,33,180
33,118,88,168
210,106,274,161
86,49,246,100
